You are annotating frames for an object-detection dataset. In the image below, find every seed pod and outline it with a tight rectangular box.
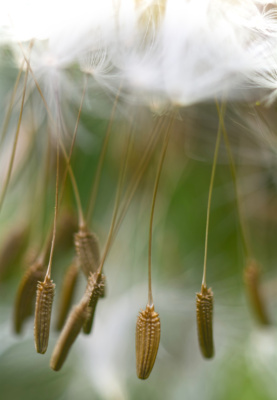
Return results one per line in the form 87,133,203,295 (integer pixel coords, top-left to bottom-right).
74,228,100,278
0,224,29,282
56,262,79,331
55,211,78,251
34,276,55,354
14,261,45,334
50,297,90,371
244,260,270,326
83,272,106,335
136,303,161,380
196,284,214,359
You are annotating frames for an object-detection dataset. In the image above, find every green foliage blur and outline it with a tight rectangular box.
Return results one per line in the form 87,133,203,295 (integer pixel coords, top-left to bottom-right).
1,44,277,400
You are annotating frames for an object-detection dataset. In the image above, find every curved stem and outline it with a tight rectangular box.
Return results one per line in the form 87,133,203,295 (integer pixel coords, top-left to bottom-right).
0,62,24,149
59,75,88,207
59,140,85,228
0,63,29,213
98,123,133,273
112,116,164,240
202,102,225,287
86,84,122,225
19,43,86,230
148,113,175,306
215,101,250,259
45,135,59,280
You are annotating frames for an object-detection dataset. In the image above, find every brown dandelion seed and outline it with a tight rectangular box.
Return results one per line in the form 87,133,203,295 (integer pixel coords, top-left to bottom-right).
14,261,45,334
244,260,270,326
34,276,55,354
74,227,100,278
196,284,214,359
0,224,29,282
56,261,80,331
83,272,106,335
50,297,90,371
136,303,161,380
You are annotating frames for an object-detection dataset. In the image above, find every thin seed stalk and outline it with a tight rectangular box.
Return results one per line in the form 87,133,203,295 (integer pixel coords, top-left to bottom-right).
202,102,225,286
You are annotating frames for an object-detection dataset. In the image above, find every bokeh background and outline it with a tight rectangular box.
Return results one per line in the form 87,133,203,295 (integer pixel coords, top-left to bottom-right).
1,36,277,400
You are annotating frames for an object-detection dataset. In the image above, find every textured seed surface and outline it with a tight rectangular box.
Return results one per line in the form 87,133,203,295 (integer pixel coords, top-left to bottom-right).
74,228,100,277
50,297,90,371
56,262,79,331
83,272,106,334
196,284,214,359
14,261,45,334
244,260,270,325
136,303,160,380
34,276,55,354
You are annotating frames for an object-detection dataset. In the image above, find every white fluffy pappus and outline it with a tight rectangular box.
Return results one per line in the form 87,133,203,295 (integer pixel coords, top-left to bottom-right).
110,0,277,106
4,0,277,123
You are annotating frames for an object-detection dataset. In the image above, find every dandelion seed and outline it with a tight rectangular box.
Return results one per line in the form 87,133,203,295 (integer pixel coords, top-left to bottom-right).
136,303,161,380
196,284,214,359
74,227,100,278
0,224,29,283
56,261,80,331
196,103,224,360
83,271,106,335
34,276,55,354
50,297,90,371
244,259,270,326
14,260,45,334
135,113,174,379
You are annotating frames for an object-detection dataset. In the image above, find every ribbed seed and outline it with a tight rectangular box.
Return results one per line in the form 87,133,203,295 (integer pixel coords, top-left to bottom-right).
50,297,90,371
14,261,45,334
83,272,106,335
136,303,160,380
244,260,270,326
74,228,100,277
34,276,55,354
56,262,80,331
196,284,214,359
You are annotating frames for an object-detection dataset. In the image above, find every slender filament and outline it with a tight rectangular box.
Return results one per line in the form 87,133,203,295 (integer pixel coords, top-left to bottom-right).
86,84,122,224
45,135,60,280
148,113,175,305
98,123,133,273
202,102,225,287
0,60,29,213
215,100,250,259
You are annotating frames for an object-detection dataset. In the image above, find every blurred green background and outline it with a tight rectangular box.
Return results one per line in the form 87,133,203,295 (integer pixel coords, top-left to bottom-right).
1,44,277,400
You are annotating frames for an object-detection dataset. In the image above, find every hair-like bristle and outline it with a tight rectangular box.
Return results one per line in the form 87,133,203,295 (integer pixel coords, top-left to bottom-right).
136,303,161,380
34,276,55,354
50,297,90,371
244,260,270,326
135,0,167,32
74,228,100,278
14,261,45,334
56,262,80,331
196,284,214,359
83,272,106,335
